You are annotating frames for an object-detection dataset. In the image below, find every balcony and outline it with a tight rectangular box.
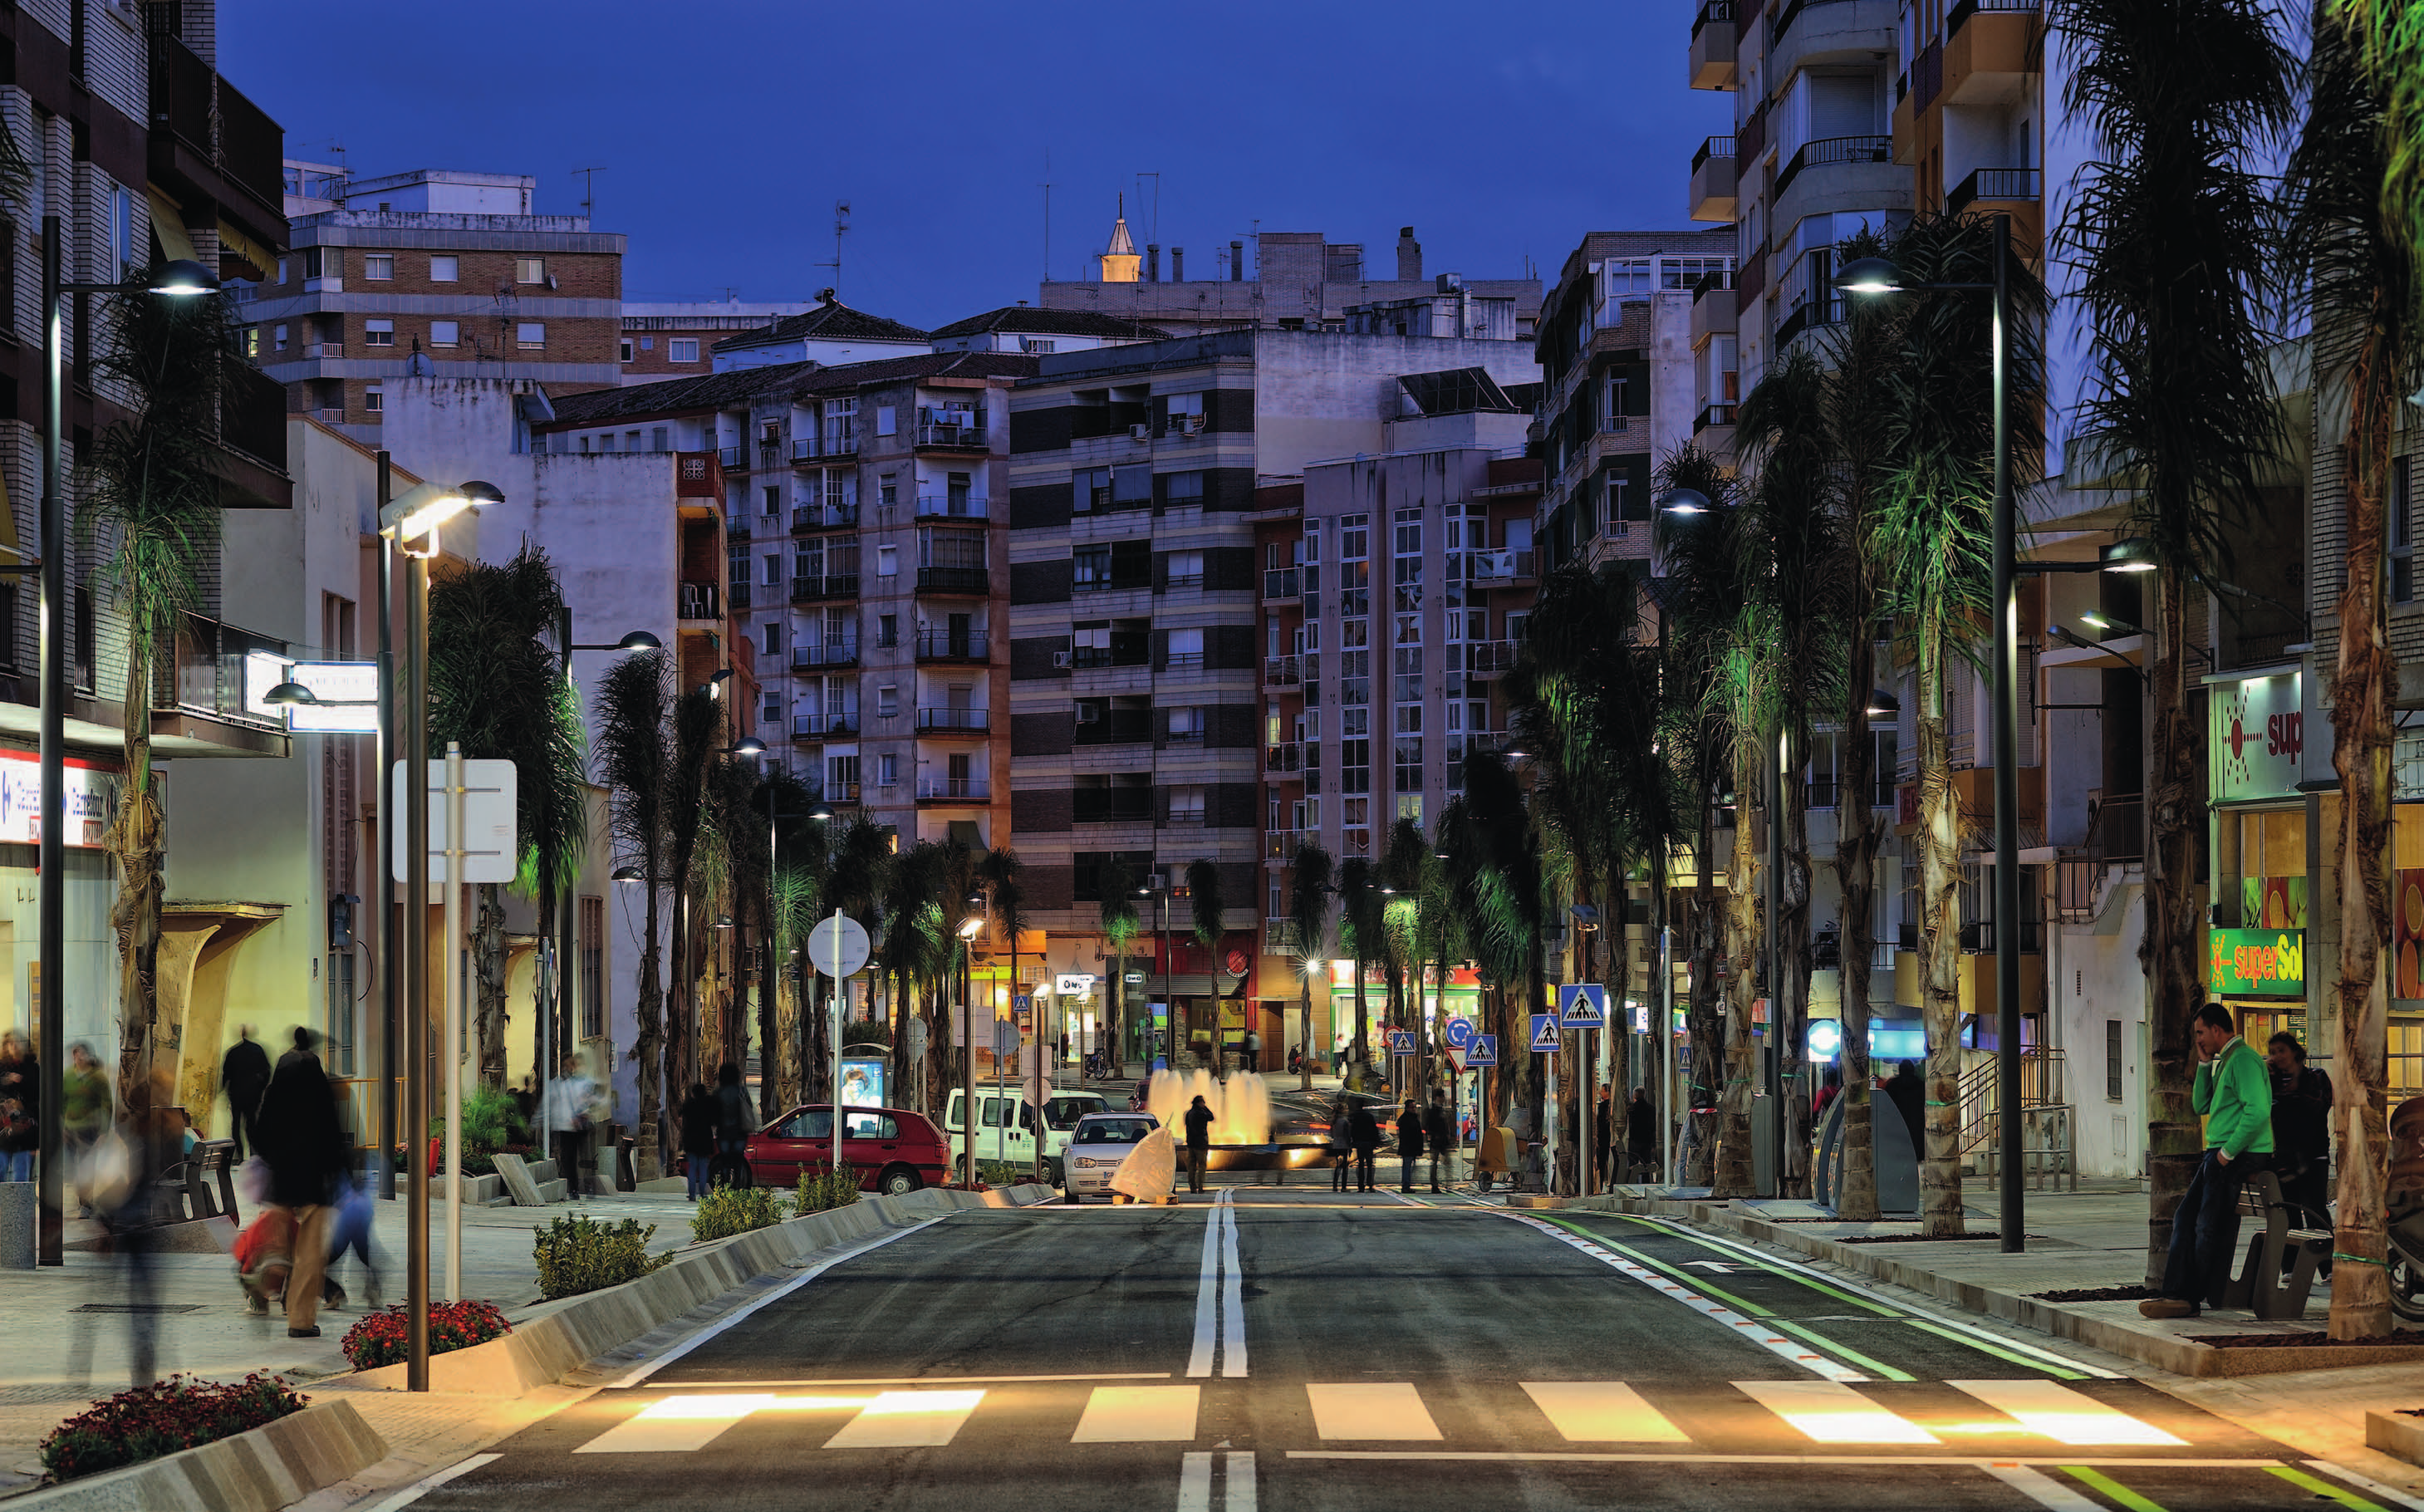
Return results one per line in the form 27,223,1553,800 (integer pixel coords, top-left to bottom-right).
719,445,746,469
915,410,990,449
791,640,859,670
915,629,988,664
1467,550,1536,585
1690,270,1739,348
1074,792,1156,824
215,360,291,505
677,582,720,621
1265,742,1303,774
791,574,861,602
2086,792,2144,865
916,566,990,596
1946,167,2044,245
1946,0,2043,108
1070,643,1148,670
917,707,990,735
147,34,286,243
1689,135,1738,223
915,494,989,520
1465,641,1518,675
916,774,989,803
822,433,860,459
1160,567,1205,593
676,451,723,501
1074,709,1153,746
1263,654,1303,688
1266,920,1303,951
791,711,859,740
1689,2,1737,90
729,582,752,611
152,613,289,741
790,438,822,464
1160,650,1205,671
1264,829,1305,862
794,502,860,533
1262,567,1300,601
1774,135,1894,199
302,341,343,361
1769,0,1898,86
1695,402,1740,434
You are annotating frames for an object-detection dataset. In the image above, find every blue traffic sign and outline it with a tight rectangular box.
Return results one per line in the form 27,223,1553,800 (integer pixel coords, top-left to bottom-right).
1465,1033,1499,1068
1529,1014,1562,1053
1443,1016,1475,1050
1013,994,1032,1013
1388,1029,1418,1057
1558,983,1607,1028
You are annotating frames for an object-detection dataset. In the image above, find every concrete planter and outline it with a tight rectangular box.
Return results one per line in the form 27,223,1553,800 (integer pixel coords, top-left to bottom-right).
0,1181,33,1269
2367,1411,2424,1467
7,1399,385,1512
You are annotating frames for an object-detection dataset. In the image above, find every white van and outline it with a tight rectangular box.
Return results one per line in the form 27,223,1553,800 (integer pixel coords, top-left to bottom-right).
941,1087,1111,1183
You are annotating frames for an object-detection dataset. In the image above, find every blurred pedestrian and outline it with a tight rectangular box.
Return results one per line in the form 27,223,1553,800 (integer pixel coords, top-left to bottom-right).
1594,1086,1616,1194
1328,1094,1354,1192
62,1043,110,1212
1183,1094,1214,1194
1396,1097,1426,1193
714,1061,752,1186
680,1082,716,1200
66,1067,182,1389
2268,1031,2333,1272
0,1027,34,1181
545,1055,599,1198
1351,1099,1382,1191
1424,1090,1454,1193
326,1170,380,1308
1885,1061,1925,1156
1627,1087,1656,1184
253,1028,346,1339
220,1025,271,1162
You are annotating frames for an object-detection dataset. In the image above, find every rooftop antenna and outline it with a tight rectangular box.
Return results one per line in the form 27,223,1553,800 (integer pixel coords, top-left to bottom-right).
817,201,851,297
571,165,605,219
1041,150,1054,284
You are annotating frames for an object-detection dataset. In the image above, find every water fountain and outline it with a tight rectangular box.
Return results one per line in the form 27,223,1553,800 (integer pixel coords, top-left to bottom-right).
1141,1068,1329,1176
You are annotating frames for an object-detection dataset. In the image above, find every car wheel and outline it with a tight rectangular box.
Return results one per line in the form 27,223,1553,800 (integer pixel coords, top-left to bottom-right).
879,1164,922,1196
1063,1186,1082,1205
1045,1157,1065,1187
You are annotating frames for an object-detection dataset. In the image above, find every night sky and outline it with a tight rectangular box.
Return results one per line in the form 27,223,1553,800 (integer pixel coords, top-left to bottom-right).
225,2,1727,329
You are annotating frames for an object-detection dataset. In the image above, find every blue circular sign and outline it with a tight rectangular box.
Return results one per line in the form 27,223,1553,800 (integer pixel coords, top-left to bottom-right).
1444,1017,1475,1049
1806,1019,1843,1063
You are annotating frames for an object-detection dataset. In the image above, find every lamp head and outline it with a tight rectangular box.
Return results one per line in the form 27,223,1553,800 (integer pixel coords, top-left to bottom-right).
807,802,835,822
1864,688,1900,717
380,479,499,548
2100,538,2160,574
1832,257,1904,296
714,916,734,930
148,260,220,297
263,679,317,707
611,866,644,883
731,736,767,757
956,914,986,940
615,630,663,652
1656,488,1713,516
2078,609,2145,636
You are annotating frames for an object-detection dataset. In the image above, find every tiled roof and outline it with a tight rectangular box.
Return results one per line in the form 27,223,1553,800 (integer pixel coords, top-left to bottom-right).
927,306,1171,341
709,298,930,353
542,351,1038,429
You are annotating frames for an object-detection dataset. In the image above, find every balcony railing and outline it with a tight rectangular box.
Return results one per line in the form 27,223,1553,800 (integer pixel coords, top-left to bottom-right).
1692,134,1737,173
1466,550,1536,583
1074,710,1152,746
1160,650,1205,670
915,411,989,449
792,711,859,739
917,707,990,734
155,613,287,732
150,34,284,214
1262,567,1300,601
791,640,859,670
719,445,745,469
1946,166,2043,216
915,566,990,595
1265,919,1303,950
915,494,989,520
1465,641,1518,675
1074,793,1156,824
220,361,287,472
791,574,861,602
1772,0,1860,47
916,775,989,802
1264,829,1305,861
1160,571,1205,593
1265,742,1303,773
729,583,752,611
915,630,987,662
304,341,343,360
1695,403,1740,432
2087,792,2144,865
1949,0,2040,32
795,503,859,531
1264,655,1303,686
677,582,719,621
1774,135,1893,199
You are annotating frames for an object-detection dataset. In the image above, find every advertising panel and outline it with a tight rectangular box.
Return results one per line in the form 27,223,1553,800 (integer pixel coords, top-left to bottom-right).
2208,927,2305,997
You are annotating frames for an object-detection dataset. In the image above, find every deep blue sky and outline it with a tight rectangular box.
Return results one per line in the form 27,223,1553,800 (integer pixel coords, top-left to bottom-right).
226,2,1729,329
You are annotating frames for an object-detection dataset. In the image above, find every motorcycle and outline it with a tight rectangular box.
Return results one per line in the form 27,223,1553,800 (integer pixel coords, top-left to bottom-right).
2389,1096,2424,1322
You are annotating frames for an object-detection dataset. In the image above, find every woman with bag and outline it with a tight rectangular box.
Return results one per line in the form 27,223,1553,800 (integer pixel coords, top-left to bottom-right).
0,1028,37,1182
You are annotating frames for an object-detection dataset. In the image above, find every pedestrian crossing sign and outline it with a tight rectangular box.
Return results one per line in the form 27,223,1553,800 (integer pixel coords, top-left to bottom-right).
1558,983,1607,1028
1388,1029,1418,1056
1529,1014,1562,1053
1465,1034,1499,1068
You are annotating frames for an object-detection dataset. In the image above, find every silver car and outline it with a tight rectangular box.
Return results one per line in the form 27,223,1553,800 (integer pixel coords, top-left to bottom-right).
1062,1112,1160,1203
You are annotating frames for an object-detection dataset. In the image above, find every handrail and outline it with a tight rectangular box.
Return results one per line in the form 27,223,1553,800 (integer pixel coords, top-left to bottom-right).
1774,135,1893,199
1692,135,1738,173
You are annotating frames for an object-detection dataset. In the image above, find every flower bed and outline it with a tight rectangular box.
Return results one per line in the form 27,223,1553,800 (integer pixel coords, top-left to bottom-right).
341,1298,512,1371
39,1373,307,1484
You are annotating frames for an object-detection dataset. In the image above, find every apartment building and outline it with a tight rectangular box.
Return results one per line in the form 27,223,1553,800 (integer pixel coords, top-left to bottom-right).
253,163,623,437
1041,208,1543,338
928,305,1169,356
709,292,930,371
1003,328,1538,1070
622,298,815,384
1531,230,1735,575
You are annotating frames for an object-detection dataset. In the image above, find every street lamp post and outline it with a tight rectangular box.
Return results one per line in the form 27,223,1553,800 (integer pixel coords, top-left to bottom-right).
32,243,219,1265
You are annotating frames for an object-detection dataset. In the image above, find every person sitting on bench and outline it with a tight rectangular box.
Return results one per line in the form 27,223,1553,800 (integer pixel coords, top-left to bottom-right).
2142,1004,2273,1319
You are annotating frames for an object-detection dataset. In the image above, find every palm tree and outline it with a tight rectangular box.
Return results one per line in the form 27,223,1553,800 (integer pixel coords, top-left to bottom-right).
1098,855,1143,1069
664,687,723,1105
1288,842,1336,1091
817,812,893,1098
1445,750,1548,1132
1378,820,1431,1093
702,755,768,1107
427,547,588,1089
83,263,234,1095
1336,857,1383,1088
976,847,1037,1174
1185,857,1226,1068
758,766,826,1111
2287,0,2424,1339
594,649,674,1162
879,840,950,1112
2054,0,2294,1275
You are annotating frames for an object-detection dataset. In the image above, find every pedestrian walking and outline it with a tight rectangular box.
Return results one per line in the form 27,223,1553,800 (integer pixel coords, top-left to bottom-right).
1396,1098,1426,1192
1627,1087,1655,1184
680,1082,717,1200
1594,1087,1616,1195
1183,1094,1214,1194
0,1028,36,1182
220,1025,271,1162
1884,1061,1925,1156
714,1061,753,1185
66,1068,181,1389
2267,1031,2333,1270
253,1028,347,1339
1327,1094,1354,1192
2142,1004,2274,1318
326,1171,380,1308
62,1042,109,1213
1350,1098,1382,1191
1424,1090,1454,1193
544,1055,599,1198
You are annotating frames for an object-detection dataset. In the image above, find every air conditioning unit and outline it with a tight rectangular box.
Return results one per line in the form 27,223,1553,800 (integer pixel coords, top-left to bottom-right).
1184,413,1206,434
1129,423,1151,440
1052,650,1073,669
1146,873,1168,891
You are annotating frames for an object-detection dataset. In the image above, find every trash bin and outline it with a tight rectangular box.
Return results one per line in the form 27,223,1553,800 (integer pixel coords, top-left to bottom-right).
0,1181,34,1269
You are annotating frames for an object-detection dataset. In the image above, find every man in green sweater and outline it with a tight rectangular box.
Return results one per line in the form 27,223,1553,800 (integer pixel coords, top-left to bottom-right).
2142,1003,2274,1318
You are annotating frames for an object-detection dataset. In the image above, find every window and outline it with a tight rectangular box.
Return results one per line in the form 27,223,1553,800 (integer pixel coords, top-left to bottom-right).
763,554,781,587
243,326,259,359
1163,470,1205,507
620,337,634,362
876,405,897,437
1168,785,1206,823
517,322,546,348
1021,337,1057,354
1167,705,1208,744
429,320,459,348
364,387,384,414
302,247,339,281
877,614,898,648
763,485,781,518
879,754,899,787
1073,543,1111,589
880,473,898,508
516,257,547,284
877,544,899,576
364,318,395,347
273,323,289,351
2106,1019,2124,1102
762,691,781,724
641,336,654,351
877,685,900,717
2395,457,2416,605
652,426,669,451
670,337,699,363
1164,550,1204,590
1166,627,1204,669
364,253,394,280
430,255,459,282
1074,466,1111,513
579,896,605,1038
763,623,783,656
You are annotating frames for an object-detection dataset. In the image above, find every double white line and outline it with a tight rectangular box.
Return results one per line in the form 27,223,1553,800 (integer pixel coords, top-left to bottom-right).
1187,1189,1247,1379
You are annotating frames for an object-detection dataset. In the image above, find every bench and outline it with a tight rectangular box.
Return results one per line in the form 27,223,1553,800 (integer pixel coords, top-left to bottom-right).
162,1139,241,1223
2220,1167,2331,1321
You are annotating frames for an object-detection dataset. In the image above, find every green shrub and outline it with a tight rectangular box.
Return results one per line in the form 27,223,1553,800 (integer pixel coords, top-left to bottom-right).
532,1213,670,1301
40,1373,306,1483
976,1161,1028,1189
691,1182,787,1243
842,1020,891,1048
463,1085,521,1152
794,1168,863,1214
341,1299,509,1371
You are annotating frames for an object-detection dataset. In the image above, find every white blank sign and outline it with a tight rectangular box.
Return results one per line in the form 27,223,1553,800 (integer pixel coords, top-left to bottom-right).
390,758,518,884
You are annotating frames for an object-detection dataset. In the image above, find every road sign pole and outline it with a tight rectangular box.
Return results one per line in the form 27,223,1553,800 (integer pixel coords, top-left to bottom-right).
443,741,464,1303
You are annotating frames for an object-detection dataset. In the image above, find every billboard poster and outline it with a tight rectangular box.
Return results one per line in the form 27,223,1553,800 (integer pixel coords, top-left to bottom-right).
838,1057,886,1109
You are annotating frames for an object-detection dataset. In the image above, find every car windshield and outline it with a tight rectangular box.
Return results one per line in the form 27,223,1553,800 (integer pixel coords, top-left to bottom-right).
1043,1095,1107,1131
1076,1117,1156,1146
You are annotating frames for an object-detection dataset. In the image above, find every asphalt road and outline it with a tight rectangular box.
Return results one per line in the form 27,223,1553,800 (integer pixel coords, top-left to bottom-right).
409,1186,2399,1511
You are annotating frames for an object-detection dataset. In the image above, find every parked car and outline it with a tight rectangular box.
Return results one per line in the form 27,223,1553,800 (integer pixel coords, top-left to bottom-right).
940,1087,1110,1184
1060,1112,1162,1203
742,1103,948,1195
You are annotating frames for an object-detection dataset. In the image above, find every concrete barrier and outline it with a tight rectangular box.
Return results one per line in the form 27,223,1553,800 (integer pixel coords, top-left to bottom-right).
0,1181,35,1269
7,1398,387,1512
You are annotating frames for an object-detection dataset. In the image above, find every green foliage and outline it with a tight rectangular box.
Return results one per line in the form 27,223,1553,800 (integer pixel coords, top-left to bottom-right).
842,1019,891,1048
39,1373,306,1483
794,1167,864,1214
461,1085,520,1154
1185,857,1224,947
532,1213,670,1301
975,1161,1027,1188
341,1299,509,1371
690,1181,786,1243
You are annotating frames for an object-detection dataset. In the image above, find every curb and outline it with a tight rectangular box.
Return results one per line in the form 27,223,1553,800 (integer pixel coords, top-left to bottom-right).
1580,1194,2414,1380
7,1400,386,1512
351,1183,1055,1395
2368,1411,2424,1468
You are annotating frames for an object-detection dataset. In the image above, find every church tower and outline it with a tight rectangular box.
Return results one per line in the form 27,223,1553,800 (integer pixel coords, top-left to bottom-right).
1098,194,1141,283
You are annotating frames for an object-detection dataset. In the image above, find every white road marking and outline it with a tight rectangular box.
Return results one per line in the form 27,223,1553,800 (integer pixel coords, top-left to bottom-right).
822,1388,987,1448
2304,1460,2424,1512
1189,1190,1248,1378
1306,1382,1445,1441
1980,1462,2107,1510
1225,1450,1258,1511
1219,1189,1248,1378
1520,1381,1691,1443
1188,1195,1223,1378
1178,1450,1214,1512
574,1393,777,1454
1948,1379,2184,1446
612,1215,949,1388
360,1453,502,1512
1735,1380,1938,1445
1286,1451,2286,1467
637,1372,1170,1388
1072,1384,1202,1442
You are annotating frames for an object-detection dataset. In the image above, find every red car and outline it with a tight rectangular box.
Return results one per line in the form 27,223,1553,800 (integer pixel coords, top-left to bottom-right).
742,1104,948,1195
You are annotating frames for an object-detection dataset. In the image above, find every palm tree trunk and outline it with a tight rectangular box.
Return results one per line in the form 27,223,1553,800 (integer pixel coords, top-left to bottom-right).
111,644,164,1102
1782,733,1814,1196
1918,630,1965,1237
635,877,665,1167
1837,630,1883,1221
475,882,508,1089
1352,957,1370,1087
2142,567,2206,1279
1687,777,1721,1186
1715,739,1761,1199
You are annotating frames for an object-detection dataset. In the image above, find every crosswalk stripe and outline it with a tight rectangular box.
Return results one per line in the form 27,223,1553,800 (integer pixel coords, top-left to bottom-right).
1734,1381,1939,1445
1950,1380,2184,1447
573,1393,777,1454
823,1389,987,1448
1520,1382,1690,1443
1307,1382,1444,1441
1072,1385,1201,1442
